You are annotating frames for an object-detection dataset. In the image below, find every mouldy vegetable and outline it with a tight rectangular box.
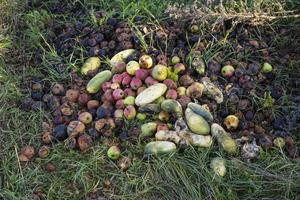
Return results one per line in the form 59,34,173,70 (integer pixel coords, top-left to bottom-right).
87,70,112,94
211,123,237,154
135,83,167,106
144,141,176,155
140,122,158,139
185,108,210,135
210,157,226,177
161,99,183,118
201,77,223,104
187,102,213,121
81,57,101,75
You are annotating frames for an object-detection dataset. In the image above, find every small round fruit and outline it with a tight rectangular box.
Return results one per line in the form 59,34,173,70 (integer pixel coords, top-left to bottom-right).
145,76,158,87
95,119,107,131
136,113,147,121
53,124,68,141
67,120,85,137
124,96,135,106
107,146,121,160
124,105,136,120
52,83,65,96
38,146,50,158
135,68,149,80
115,99,125,109
190,24,199,33
114,109,124,119
101,81,112,92
19,146,35,161
158,111,170,122
78,134,93,151
65,89,80,102
112,89,125,101
87,100,100,110
42,132,53,144
262,62,273,73
186,83,204,99
112,74,123,84
221,65,235,78
179,74,194,87
124,88,136,97
151,64,168,81
126,61,140,75
130,77,142,90
223,115,239,130
171,56,180,65
165,89,178,100
121,74,132,87
274,137,285,148
78,112,93,124
177,87,186,96
110,83,120,90
78,93,90,106
174,63,186,74
139,55,153,69
137,86,146,95
163,79,177,89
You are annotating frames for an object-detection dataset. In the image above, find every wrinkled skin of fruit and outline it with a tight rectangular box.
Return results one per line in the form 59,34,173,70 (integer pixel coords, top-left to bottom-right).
223,115,239,130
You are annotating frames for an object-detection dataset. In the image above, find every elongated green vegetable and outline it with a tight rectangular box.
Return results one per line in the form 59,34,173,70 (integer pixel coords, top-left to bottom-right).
185,108,210,135
86,70,112,94
144,141,176,155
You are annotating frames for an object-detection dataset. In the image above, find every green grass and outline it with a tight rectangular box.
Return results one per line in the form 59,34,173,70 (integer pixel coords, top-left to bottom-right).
1,0,300,199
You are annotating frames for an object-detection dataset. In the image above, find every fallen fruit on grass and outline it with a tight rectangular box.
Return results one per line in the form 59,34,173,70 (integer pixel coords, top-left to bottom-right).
95,119,107,132
186,83,204,99
211,123,237,154
140,122,158,139
187,103,213,121
274,137,285,148
124,105,136,120
179,74,194,87
38,146,50,158
126,61,140,75
19,146,35,162
53,124,68,141
124,88,136,97
166,89,178,100
78,134,93,151
42,132,53,144
67,121,85,137
87,70,112,94
151,64,168,81
121,74,132,87
161,99,183,117
136,113,146,120
78,93,90,106
46,162,56,172
115,99,125,109
113,63,126,73
114,109,124,119
124,96,135,106
174,63,186,74
139,55,153,69
185,108,210,135
117,157,131,171
210,157,226,177
130,77,142,90
101,81,112,92
66,89,80,102
78,112,93,124
262,62,273,73
145,76,159,86
144,141,176,155
65,137,77,149
52,83,65,96
163,79,177,89
221,65,235,77
171,56,180,65
87,100,100,110
81,57,101,75
112,89,125,100
224,115,239,130
135,83,167,106
135,69,149,81
107,146,121,160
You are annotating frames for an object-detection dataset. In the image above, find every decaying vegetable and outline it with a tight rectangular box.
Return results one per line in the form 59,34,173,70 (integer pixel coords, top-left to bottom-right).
241,140,260,161
211,123,237,154
140,122,158,139
186,50,206,75
161,99,183,117
223,115,239,130
87,70,112,94
210,157,226,177
144,141,176,155
185,108,210,135
81,57,101,75
135,83,167,106
201,77,223,104
187,102,213,121
110,49,136,70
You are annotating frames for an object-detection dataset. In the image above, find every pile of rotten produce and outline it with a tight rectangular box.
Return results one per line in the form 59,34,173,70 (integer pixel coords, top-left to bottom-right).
20,48,298,175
